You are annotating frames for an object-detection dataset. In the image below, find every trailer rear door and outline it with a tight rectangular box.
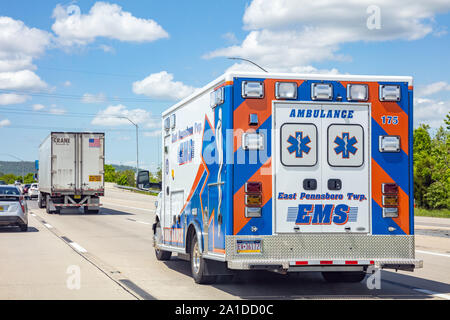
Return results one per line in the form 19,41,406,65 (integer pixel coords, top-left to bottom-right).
79,133,104,192
274,102,370,233
51,133,76,192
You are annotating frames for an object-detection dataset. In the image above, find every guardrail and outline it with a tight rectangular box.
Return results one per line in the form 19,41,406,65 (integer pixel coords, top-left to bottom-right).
114,184,160,194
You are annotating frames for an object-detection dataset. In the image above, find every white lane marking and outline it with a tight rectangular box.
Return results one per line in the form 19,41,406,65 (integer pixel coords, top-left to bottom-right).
31,213,36,217
43,223,53,229
103,203,155,213
416,250,450,258
414,289,450,300
136,221,151,225
69,242,87,253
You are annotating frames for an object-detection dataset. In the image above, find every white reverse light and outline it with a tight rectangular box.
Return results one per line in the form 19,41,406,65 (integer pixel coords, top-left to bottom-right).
242,81,264,98
275,82,297,99
311,83,333,100
347,84,368,101
379,135,400,152
379,85,401,101
383,207,399,218
242,132,265,150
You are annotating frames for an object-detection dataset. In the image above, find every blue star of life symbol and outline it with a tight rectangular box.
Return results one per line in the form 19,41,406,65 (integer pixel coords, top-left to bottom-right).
334,132,358,158
287,131,311,158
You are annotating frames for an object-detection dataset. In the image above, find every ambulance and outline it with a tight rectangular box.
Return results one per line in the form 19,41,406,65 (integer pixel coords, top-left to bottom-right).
151,72,422,284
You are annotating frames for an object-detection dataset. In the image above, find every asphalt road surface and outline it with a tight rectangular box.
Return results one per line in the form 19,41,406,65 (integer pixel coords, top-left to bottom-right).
1,183,449,300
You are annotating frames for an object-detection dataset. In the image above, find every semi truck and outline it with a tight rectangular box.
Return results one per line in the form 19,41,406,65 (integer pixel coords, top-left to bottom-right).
38,132,105,214
147,71,422,284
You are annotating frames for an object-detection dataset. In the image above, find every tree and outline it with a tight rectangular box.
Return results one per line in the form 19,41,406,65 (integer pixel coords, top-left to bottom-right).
117,170,136,187
104,164,118,182
413,114,450,209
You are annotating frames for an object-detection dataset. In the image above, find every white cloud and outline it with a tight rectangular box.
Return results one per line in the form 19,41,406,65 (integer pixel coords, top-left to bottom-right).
222,32,238,44
0,69,47,90
414,97,449,128
52,2,169,46
0,17,49,92
63,80,71,87
205,0,450,72
99,44,115,53
143,130,161,137
49,107,66,115
417,81,450,97
32,103,46,111
0,118,11,128
0,16,50,72
132,71,197,101
0,93,29,105
91,104,158,128
82,92,107,104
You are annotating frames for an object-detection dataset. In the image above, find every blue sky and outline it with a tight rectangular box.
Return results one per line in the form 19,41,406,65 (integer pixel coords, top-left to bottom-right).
0,0,449,172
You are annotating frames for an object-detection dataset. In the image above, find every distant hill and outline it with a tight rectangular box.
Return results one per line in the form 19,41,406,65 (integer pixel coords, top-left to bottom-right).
0,161,136,176
0,161,36,176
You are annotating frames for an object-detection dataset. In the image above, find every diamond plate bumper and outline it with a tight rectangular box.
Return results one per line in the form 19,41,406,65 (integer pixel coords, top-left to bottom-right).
225,234,422,271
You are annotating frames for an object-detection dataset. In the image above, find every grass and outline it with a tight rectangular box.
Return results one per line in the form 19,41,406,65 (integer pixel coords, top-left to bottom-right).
414,207,450,218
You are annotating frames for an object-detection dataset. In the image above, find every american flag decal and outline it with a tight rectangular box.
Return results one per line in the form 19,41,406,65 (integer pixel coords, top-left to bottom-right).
89,138,100,148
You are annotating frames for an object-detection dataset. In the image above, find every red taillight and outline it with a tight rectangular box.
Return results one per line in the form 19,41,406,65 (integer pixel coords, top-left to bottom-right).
19,196,25,212
245,182,262,193
381,183,399,218
382,183,398,194
244,181,262,218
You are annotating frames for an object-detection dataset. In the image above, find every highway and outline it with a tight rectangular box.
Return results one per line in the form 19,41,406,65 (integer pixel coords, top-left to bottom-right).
0,183,449,300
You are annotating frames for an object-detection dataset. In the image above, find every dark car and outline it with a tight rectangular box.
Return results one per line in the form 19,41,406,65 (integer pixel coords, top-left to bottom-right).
0,180,6,185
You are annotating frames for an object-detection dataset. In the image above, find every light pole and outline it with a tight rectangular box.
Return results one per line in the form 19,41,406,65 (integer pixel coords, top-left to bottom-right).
121,117,139,181
0,153,25,182
227,57,268,73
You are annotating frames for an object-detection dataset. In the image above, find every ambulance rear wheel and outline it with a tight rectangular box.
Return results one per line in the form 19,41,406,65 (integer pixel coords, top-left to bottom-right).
154,222,172,261
190,235,217,284
321,271,366,283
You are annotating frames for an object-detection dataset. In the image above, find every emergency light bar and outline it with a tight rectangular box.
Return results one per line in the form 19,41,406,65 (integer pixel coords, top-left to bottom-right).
210,86,224,108
379,135,400,152
347,84,368,101
242,132,265,150
379,85,401,101
242,81,264,98
275,82,297,99
311,83,333,100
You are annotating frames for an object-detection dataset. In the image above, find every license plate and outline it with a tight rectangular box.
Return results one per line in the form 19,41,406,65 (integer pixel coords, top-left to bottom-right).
74,195,81,199
236,239,262,254
89,175,102,182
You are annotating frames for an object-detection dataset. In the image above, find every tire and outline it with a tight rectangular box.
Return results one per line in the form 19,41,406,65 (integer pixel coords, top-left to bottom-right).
190,235,217,284
38,193,45,208
321,271,367,283
154,222,172,261
19,224,28,232
84,207,99,214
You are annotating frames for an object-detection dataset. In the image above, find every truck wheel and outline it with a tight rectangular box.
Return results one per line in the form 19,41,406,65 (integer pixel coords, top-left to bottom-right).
190,235,217,284
84,207,99,214
321,271,367,283
154,222,172,261
38,193,45,208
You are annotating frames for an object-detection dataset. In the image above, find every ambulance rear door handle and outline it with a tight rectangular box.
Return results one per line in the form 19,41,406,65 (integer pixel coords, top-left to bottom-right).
328,179,342,190
303,179,317,190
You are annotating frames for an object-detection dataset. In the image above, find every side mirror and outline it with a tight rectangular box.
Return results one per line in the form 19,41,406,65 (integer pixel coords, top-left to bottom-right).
154,201,158,208
137,170,150,189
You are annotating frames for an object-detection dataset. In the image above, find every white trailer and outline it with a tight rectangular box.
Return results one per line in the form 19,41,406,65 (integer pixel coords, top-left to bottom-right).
38,132,105,214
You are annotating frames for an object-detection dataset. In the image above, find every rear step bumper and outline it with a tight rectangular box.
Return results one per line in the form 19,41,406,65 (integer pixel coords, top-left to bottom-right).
231,258,423,272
